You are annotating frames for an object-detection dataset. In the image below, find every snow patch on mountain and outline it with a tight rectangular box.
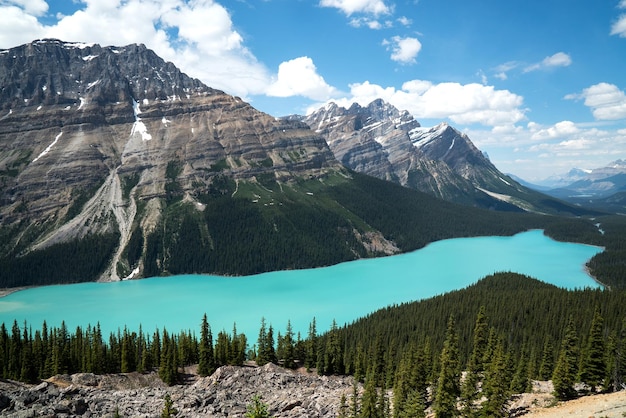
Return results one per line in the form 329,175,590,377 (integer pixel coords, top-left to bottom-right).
33,132,63,162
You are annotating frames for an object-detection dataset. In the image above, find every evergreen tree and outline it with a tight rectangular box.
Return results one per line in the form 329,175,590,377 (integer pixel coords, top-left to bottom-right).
304,318,318,371
322,320,343,375
552,316,579,400
606,317,626,392
245,395,272,418
460,307,489,417
480,338,510,417
537,338,554,380
401,390,426,418
434,316,461,418
579,309,606,392
198,314,215,377
161,393,178,418
361,368,379,418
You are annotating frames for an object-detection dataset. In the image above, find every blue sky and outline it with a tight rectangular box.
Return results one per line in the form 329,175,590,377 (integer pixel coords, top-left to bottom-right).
1,0,626,180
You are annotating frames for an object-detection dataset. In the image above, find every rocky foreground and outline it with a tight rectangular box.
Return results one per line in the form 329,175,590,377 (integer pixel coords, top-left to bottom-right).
0,363,353,417
2,364,624,417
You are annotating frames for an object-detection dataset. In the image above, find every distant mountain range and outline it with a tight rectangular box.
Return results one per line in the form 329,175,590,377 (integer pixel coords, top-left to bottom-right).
514,160,626,212
0,40,603,288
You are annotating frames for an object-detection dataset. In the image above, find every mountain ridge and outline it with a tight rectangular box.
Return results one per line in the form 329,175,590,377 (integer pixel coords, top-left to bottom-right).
299,100,597,215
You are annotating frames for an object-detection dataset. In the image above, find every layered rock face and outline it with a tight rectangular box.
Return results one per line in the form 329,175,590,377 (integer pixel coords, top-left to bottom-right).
303,100,565,212
0,40,341,280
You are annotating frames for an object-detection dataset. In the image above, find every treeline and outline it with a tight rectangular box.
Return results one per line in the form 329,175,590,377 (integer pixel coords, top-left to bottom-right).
0,232,119,287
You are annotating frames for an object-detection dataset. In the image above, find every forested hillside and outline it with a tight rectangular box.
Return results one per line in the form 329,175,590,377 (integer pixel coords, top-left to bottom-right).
3,171,621,289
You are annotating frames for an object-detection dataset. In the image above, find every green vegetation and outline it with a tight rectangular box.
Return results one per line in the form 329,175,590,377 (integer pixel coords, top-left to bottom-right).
0,233,119,287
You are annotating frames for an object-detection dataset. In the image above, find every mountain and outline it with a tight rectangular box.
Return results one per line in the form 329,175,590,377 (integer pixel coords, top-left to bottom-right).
535,160,626,191
523,160,626,212
0,40,604,289
0,39,349,285
301,100,591,215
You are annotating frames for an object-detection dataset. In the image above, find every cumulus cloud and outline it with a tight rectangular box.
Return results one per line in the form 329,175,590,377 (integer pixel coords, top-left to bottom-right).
2,0,47,15
319,0,390,16
383,36,421,64
266,57,338,101
524,52,572,72
611,15,626,37
566,83,626,120
0,0,271,98
530,120,579,140
0,5,45,46
320,80,526,127
349,17,390,29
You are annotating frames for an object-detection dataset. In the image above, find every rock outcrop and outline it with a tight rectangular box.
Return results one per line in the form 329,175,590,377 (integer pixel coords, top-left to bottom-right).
0,364,354,417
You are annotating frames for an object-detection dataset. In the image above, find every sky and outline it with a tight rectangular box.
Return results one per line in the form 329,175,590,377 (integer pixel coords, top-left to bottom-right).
1,0,626,181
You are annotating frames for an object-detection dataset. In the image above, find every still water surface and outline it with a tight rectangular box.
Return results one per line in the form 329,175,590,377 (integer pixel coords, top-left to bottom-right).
0,230,602,339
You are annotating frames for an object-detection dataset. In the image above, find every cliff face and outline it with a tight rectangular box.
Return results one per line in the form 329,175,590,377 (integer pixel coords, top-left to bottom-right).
303,100,505,206
0,40,343,282
303,100,586,214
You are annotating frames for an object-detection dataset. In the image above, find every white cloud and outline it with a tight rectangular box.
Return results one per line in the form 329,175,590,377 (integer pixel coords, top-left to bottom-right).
266,57,338,101
397,16,412,26
566,83,626,120
319,0,390,16
1,0,47,15
349,17,389,29
611,15,626,37
530,120,579,140
320,80,526,128
524,52,572,72
465,123,626,181
383,36,421,64
0,5,45,46
0,0,271,99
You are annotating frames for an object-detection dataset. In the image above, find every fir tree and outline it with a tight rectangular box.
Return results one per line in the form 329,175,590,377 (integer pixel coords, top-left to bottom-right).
198,314,215,377
480,338,510,417
304,318,317,371
578,309,606,392
537,338,554,380
245,395,272,418
552,316,579,400
161,393,178,418
434,316,461,418
460,307,489,417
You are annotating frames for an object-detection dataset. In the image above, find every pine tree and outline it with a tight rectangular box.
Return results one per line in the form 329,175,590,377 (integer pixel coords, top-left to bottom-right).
537,338,554,380
480,338,510,418
579,309,606,392
245,395,272,418
198,314,215,377
304,318,317,371
361,367,379,418
401,389,426,418
161,393,178,418
460,307,489,417
552,316,579,400
434,315,461,418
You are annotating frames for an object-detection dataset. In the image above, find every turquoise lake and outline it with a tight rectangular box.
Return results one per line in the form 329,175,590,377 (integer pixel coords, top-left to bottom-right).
0,230,603,340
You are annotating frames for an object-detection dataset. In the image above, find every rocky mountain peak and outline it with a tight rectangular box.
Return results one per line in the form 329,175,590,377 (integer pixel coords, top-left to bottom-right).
0,39,341,281
0,38,211,114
